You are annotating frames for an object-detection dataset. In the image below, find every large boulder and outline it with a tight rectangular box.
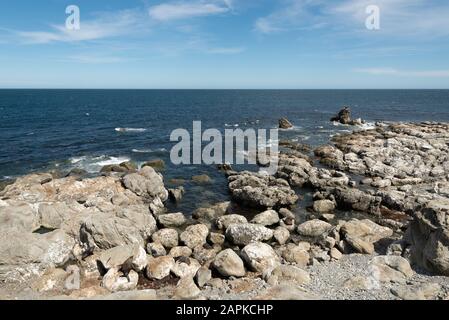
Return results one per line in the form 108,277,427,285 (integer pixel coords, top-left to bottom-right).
122,166,168,204
297,220,333,238
0,229,74,282
151,228,179,249
250,210,279,226
406,199,449,275
330,106,351,124
241,242,280,274
279,118,293,129
98,244,147,271
216,214,248,230
225,223,273,246
228,171,298,209
370,256,414,284
80,205,157,250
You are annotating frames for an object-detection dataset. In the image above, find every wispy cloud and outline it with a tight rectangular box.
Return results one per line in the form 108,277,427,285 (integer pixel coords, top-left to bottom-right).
355,67,449,77
255,0,449,38
15,9,146,44
149,1,232,21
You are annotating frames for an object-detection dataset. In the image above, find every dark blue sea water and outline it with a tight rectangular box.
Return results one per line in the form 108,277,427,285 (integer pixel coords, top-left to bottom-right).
1,89,449,213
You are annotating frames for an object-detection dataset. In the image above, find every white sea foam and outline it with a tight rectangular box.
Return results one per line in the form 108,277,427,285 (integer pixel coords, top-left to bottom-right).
115,127,147,133
356,122,376,130
132,148,167,153
69,155,130,173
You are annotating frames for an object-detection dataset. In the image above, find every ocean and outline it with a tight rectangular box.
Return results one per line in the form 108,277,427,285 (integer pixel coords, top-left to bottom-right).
1,89,449,214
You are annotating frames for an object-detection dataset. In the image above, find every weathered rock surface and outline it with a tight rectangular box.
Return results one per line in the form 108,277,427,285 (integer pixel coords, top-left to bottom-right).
297,220,333,238
212,249,246,277
241,242,280,274
228,171,298,209
225,223,273,246
180,224,209,249
279,118,293,129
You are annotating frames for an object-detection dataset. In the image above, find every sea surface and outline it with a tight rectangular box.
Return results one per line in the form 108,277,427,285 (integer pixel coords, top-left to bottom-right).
1,89,449,214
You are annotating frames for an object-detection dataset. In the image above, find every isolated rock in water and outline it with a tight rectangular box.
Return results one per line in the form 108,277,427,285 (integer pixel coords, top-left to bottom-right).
266,265,310,286
151,228,179,249
370,256,414,284
250,209,280,226
193,201,231,221
101,268,139,292
100,164,128,174
228,171,298,209
180,224,209,249
192,174,212,184
168,187,184,203
142,159,165,171
157,212,186,228
212,249,246,277
122,166,168,203
146,256,174,280
216,214,248,230
279,118,293,129
241,242,280,274
406,199,449,275
330,106,351,124
225,223,274,246
171,257,201,278
297,219,333,238
174,277,201,300
98,244,147,271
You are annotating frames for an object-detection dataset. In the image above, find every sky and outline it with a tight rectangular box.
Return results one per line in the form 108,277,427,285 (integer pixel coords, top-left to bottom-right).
1,0,449,89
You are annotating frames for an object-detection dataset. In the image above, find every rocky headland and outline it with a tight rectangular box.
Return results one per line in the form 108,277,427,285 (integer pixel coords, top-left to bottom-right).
1,111,449,300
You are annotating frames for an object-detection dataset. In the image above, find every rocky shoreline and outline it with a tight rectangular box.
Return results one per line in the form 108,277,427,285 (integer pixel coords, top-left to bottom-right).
1,113,449,300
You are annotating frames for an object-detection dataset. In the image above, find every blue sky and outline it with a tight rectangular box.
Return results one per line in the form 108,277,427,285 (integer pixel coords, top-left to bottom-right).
1,0,449,89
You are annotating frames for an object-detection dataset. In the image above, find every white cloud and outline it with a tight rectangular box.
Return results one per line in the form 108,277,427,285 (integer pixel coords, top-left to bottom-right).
354,67,449,77
15,9,145,44
149,1,231,21
255,0,449,37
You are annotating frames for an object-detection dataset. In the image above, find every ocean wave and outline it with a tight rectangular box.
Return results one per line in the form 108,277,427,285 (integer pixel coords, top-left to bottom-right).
115,127,147,133
69,155,130,173
356,122,376,130
225,124,239,127
132,148,167,153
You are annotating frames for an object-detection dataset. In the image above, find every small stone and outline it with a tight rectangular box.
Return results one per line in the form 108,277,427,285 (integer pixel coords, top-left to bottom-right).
158,212,186,228
151,228,179,249
273,226,290,245
180,224,209,249
216,214,247,230
266,265,310,286
146,242,166,257
297,219,333,238
212,249,246,277
312,200,335,213
146,256,174,280
169,246,193,258
171,257,201,278
330,247,343,260
279,208,295,219
195,267,212,288
208,232,225,245
250,210,280,226
174,277,201,300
